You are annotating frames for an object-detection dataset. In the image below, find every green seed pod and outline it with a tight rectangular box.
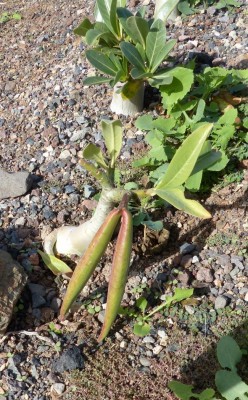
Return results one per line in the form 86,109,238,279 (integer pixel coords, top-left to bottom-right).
98,208,133,342
60,208,122,318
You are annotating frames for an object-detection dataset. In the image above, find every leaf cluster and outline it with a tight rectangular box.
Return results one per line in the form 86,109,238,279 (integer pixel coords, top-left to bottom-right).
134,66,248,192
74,0,180,97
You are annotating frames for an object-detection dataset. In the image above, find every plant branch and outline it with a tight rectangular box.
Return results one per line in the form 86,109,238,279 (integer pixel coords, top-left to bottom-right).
79,159,112,188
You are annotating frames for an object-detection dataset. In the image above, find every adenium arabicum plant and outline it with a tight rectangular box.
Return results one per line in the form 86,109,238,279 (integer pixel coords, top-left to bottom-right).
40,119,213,340
74,0,181,115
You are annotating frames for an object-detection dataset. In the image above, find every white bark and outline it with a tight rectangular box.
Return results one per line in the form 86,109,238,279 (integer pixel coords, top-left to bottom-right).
43,190,115,257
110,82,145,116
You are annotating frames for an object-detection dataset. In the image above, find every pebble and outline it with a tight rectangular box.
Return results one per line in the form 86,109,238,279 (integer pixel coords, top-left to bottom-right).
179,243,196,255
0,169,34,200
153,345,163,355
196,267,214,283
52,346,84,373
139,357,151,367
214,295,229,309
51,383,66,395
245,292,248,302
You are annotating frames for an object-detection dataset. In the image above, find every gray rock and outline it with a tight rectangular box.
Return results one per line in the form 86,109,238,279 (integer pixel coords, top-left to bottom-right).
32,293,46,308
0,168,33,199
179,243,196,255
28,283,46,296
139,357,151,367
84,185,95,198
214,295,229,309
0,250,27,335
52,346,84,373
70,130,86,142
196,267,214,283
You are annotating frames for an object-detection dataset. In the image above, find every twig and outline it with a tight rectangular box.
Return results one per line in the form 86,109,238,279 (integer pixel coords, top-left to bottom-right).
0,330,54,346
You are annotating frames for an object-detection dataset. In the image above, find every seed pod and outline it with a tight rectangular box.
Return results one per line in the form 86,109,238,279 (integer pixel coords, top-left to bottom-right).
98,208,133,342
60,208,122,318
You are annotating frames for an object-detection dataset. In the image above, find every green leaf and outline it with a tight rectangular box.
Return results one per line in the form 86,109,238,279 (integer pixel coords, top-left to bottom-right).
146,19,175,72
74,18,93,36
185,171,203,191
133,322,150,336
131,68,152,80
142,220,163,231
178,1,195,15
120,41,146,71
83,143,109,169
83,76,111,85
161,67,194,112
38,250,72,276
101,120,123,167
155,188,211,218
217,336,243,372
168,381,215,400
154,0,179,22
215,370,248,400
135,115,154,130
136,297,148,312
124,182,139,190
124,16,149,47
12,12,22,20
207,151,229,171
96,0,119,37
156,123,213,189
86,50,118,77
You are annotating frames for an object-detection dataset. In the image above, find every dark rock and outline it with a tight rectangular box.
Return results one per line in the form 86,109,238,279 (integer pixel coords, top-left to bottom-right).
0,250,27,335
52,346,84,373
179,243,196,255
0,168,34,199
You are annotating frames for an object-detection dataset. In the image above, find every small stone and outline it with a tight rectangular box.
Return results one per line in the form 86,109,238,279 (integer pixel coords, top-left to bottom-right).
70,130,86,142
59,150,71,159
0,168,34,199
14,217,25,226
84,185,95,198
230,267,239,278
139,357,151,367
28,283,46,296
179,243,195,255
120,340,127,349
32,293,46,308
157,329,167,339
159,336,168,347
192,256,199,264
180,255,192,268
244,292,248,302
51,383,66,395
185,305,195,315
214,295,229,309
142,336,155,344
52,346,84,373
153,345,163,355
196,267,214,283
178,271,191,286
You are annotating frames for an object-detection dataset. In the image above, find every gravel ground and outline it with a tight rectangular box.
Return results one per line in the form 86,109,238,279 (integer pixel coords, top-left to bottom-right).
0,0,247,399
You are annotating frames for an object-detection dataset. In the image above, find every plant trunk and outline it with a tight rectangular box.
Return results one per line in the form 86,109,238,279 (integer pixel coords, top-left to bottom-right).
110,82,145,116
43,188,126,257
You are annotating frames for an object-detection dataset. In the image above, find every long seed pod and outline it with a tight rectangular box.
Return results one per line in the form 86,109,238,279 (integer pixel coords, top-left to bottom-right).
60,208,122,318
97,208,133,342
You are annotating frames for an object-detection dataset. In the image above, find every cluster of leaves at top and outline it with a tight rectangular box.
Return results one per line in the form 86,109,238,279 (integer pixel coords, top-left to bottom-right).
74,0,182,104
169,335,248,400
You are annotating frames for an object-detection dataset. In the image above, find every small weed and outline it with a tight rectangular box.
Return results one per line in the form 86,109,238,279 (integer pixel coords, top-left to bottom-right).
0,12,21,24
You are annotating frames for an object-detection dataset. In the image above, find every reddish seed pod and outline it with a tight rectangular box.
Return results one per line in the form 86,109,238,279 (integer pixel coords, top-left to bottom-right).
60,208,122,318
98,207,133,342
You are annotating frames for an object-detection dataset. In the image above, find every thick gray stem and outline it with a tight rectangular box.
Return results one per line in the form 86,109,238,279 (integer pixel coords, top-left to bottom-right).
43,189,126,257
110,82,145,116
